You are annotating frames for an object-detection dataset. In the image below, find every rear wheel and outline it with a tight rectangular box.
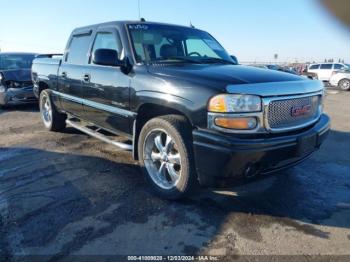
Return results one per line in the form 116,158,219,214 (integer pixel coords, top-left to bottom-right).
138,115,198,200
338,79,350,91
40,90,67,131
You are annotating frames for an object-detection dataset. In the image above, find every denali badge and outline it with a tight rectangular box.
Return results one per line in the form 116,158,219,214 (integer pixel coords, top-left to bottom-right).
291,105,312,117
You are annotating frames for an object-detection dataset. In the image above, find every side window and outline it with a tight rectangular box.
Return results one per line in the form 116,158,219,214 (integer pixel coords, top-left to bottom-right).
66,34,91,64
91,32,123,60
334,64,343,70
320,64,332,70
309,64,320,70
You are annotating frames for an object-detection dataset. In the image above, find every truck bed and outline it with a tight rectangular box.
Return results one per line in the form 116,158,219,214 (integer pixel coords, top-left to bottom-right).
32,58,62,97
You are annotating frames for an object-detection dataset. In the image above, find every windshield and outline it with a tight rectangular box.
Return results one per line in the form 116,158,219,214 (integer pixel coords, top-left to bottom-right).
127,24,234,64
0,54,36,70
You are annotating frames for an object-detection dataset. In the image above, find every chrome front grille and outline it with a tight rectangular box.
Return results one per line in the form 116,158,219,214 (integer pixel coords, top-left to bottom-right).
267,95,321,130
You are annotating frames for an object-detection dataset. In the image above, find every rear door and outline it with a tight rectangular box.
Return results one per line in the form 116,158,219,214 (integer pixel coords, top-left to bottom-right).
318,64,333,81
82,27,133,136
57,30,93,117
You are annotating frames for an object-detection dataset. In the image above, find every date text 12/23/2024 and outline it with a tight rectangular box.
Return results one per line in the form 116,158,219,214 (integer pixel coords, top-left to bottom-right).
127,256,220,261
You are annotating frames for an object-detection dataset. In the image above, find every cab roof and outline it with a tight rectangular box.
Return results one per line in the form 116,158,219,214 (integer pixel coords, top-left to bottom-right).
0,52,38,56
72,20,197,33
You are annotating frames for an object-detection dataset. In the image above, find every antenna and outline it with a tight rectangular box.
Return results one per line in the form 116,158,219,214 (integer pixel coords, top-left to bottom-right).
190,21,195,28
138,0,141,20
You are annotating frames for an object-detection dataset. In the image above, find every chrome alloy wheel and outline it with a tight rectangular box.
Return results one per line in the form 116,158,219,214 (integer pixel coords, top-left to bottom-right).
41,94,52,128
143,129,182,190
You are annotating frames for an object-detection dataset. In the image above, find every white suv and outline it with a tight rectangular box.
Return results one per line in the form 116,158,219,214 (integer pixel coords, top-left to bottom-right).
329,69,350,91
308,63,349,82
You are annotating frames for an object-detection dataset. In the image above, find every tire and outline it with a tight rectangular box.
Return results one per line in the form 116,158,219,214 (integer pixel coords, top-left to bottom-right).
338,79,350,91
39,89,67,131
138,115,198,200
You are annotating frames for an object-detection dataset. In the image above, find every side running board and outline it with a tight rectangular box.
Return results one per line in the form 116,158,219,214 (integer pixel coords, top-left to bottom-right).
66,119,133,151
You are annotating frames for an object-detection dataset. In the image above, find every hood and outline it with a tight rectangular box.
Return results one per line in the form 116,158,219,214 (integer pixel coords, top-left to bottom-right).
148,64,303,87
0,69,32,82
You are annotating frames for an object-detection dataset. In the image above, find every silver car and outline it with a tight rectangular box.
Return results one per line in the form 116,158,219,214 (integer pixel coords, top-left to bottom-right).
329,69,350,91
0,52,38,107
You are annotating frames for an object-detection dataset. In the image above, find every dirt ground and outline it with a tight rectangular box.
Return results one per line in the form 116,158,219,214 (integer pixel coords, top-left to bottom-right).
0,89,349,260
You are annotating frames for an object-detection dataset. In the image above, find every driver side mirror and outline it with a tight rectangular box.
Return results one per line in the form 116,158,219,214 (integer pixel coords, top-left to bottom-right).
93,49,123,67
230,55,239,64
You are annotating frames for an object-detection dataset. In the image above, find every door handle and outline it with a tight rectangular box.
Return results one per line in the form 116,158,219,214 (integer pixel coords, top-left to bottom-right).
83,74,90,82
61,72,67,78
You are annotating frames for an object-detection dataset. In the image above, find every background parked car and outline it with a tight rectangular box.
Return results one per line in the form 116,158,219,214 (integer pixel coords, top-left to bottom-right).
250,64,299,76
307,63,349,82
249,64,269,69
277,66,299,75
0,52,38,107
0,52,59,107
329,69,350,91
301,70,318,80
261,64,299,75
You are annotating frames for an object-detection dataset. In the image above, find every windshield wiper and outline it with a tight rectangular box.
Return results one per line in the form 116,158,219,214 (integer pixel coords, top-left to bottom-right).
150,57,202,64
197,58,236,65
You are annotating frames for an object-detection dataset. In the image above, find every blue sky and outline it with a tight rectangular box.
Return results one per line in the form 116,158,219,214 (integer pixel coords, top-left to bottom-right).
0,0,349,63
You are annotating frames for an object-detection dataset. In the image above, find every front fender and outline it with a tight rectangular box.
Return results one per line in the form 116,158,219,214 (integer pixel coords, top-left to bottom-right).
134,90,196,125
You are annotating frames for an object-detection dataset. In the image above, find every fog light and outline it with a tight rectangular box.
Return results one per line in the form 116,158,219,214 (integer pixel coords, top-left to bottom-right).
215,117,257,130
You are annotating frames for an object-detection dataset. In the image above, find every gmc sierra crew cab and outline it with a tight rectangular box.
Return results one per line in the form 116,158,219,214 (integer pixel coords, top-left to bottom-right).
32,21,330,199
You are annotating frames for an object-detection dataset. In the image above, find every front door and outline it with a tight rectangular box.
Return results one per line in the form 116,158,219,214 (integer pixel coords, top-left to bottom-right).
82,28,133,136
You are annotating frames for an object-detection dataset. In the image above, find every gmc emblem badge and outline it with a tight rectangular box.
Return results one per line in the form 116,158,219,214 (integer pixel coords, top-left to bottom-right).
291,105,312,117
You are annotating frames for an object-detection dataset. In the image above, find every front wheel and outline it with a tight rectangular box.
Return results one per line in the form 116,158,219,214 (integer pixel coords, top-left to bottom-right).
40,90,67,131
138,115,198,200
338,79,350,91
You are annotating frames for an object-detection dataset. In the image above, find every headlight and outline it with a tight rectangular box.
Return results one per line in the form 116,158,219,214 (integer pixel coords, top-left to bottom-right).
208,94,262,113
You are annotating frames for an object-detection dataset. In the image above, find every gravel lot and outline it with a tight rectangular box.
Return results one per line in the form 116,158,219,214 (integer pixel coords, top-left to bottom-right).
0,89,350,260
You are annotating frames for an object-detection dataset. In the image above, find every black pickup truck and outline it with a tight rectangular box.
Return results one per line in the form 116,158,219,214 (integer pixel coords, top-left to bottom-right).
32,20,330,199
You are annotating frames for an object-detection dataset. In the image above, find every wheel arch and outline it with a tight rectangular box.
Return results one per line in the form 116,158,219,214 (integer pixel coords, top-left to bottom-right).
339,77,350,82
38,81,50,96
133,102,194,160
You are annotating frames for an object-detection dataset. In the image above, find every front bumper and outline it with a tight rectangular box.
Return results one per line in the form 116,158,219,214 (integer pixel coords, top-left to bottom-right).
0,86,37,106
329,79,338,87
193,114,330,187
